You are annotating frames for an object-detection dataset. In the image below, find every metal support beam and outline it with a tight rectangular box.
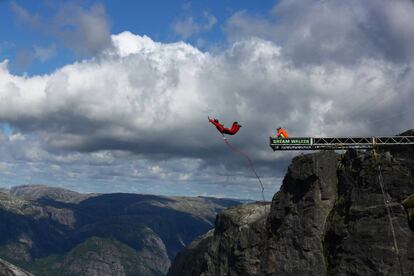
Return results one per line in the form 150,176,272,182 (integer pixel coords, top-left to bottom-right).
269,136,414,151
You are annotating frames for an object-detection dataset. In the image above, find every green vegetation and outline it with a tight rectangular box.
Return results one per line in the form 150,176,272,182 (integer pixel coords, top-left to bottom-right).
402,194,414,208
21,237,164,276
24,255,62,276
402,193,414,231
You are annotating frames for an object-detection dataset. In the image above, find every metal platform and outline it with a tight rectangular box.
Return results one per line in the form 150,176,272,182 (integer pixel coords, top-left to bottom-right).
269,136,414,151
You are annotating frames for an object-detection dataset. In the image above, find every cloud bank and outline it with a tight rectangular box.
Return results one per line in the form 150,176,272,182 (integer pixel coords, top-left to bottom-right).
1,0,414,199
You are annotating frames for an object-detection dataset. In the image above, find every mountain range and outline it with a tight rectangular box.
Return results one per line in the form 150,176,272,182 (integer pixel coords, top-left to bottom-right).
0,185,241,275
3,130,414,275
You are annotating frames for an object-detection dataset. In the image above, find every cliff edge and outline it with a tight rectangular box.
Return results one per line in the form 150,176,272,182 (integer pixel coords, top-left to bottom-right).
169,134,414,275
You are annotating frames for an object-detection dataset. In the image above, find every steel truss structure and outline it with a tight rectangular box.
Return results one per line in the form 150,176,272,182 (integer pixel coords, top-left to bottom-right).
269,136,414,151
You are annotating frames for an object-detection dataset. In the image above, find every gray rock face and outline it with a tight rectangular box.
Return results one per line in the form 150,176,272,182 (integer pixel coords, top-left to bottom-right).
263,151,338,275
324,149,414,275
169,203,268,276
0,258,33,276
169,145,414,276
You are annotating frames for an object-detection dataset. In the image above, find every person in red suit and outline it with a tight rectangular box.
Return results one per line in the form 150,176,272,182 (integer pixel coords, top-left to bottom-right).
208,117,242,135
276,127,289,138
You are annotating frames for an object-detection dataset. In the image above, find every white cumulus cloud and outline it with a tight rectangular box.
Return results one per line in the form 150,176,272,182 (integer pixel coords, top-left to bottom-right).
2,0,414,199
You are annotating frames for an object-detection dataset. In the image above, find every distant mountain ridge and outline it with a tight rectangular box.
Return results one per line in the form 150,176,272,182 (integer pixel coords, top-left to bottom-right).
0,185,241,275
9,185,96,204
0,258,33,276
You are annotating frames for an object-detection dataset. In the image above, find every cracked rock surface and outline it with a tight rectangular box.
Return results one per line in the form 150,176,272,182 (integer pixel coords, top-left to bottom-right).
169,134,414,275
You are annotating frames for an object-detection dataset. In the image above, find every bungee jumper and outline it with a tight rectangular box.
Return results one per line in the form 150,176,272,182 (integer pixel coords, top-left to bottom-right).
207,116,267,218
208,116,242,135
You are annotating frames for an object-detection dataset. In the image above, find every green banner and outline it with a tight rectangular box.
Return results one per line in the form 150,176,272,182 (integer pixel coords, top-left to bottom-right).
271,138,311,145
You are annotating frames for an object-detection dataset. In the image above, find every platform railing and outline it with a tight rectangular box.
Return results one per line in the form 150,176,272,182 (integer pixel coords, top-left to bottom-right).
269,136,414,151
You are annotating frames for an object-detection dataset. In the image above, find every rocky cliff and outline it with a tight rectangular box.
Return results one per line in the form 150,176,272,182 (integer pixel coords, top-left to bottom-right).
169,139,414,275
0,258,33,276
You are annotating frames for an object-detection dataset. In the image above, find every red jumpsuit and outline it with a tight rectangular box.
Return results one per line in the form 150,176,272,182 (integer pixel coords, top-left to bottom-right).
277,128,289,138
209,118,241,135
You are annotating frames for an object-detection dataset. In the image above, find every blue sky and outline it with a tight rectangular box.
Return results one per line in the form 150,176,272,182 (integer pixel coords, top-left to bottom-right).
0,0,413,200
1,0,276,75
